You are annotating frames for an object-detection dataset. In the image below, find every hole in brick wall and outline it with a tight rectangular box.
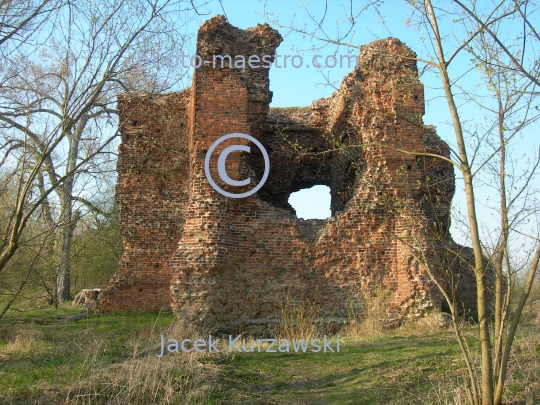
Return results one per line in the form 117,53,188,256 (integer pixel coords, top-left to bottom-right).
288,185,331,219
139,288,143,292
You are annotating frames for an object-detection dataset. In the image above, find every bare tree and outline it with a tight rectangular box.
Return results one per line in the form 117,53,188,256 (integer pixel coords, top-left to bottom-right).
0,0,207,311
0,0,58,50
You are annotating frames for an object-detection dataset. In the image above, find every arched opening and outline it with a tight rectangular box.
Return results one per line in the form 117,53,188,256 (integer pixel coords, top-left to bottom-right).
288,185,331,219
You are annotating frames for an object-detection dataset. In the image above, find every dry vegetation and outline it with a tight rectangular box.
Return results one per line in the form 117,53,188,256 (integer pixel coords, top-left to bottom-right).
0,312,229,405
1,285,539,404
64,323,224,405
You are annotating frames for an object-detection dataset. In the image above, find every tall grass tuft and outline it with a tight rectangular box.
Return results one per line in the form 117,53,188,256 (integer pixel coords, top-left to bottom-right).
64,319,226,404
345,288,392,339
275,295,323,341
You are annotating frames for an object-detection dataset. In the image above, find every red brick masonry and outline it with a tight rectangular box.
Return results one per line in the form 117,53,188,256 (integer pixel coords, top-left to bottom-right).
97,16,487,334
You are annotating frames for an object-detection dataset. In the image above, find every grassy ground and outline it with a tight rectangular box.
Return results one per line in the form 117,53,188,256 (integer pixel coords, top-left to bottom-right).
218,336,463,404
0,305,538,404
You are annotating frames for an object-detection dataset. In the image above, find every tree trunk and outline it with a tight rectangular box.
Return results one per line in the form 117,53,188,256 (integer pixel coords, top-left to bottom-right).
56,204,75,301
424,1,494,402
55,118,85,302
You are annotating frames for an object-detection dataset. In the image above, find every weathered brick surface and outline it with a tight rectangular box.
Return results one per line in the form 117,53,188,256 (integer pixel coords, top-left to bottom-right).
97,16,485,330
97,91,191,312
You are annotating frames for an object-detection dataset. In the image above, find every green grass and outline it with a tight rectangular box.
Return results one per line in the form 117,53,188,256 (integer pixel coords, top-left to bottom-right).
1,307,538,404
0,306,176,402
215,336,468,404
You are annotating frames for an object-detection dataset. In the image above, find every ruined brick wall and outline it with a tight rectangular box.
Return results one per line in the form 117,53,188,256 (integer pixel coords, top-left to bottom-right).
98,15,483,330
97,91,191,312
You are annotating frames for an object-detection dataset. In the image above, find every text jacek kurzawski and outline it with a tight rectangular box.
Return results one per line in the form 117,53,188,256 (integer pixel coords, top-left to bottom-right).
158,335,340,356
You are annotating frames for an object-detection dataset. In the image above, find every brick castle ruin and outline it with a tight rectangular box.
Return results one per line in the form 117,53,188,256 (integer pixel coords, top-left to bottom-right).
96,16,482,333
